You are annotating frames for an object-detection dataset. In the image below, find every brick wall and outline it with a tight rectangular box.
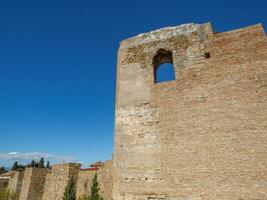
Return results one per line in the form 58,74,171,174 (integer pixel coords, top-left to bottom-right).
113,23,267,200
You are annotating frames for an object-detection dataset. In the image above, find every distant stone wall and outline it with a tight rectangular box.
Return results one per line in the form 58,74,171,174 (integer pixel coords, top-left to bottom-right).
8,171,24,197
76,160,113,200
42,163,80,200
76,170,95,198
19,168,48,200
98,160,113,200
0,178,9,190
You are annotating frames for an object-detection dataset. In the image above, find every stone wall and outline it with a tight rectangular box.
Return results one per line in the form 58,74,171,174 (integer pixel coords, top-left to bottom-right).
19,168,48,200
113,23,267,200
7,171,24,197
76,160,113,200
42,163,81,200
0,178,9,190
76,169,95,198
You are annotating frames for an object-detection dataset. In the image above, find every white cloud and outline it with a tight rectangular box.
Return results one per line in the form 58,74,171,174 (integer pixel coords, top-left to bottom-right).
8,152,18,155
0,151,76,165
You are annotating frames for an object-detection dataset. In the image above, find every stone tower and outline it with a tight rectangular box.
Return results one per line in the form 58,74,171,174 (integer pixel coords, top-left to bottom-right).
113,23,267,199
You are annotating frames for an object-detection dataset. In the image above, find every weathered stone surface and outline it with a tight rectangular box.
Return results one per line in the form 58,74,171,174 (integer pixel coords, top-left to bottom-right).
76,160,113,200
113,23,267,200
19,168,48,200
42,163,80,200
0,179,9,190
8,171,24,197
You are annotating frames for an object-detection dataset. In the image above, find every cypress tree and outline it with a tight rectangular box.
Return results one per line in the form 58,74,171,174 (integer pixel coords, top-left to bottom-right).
89,173,102,200
38,158,45,168
0,167,6,174
62,176,76,200
11,161,18,171
46,161,50,169
30,160,35,167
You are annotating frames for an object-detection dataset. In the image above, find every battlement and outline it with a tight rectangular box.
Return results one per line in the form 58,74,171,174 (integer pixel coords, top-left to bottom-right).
120,23,213,49
120,23,265,49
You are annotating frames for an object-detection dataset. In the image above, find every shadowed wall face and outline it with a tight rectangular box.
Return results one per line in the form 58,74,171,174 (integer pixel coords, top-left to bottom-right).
8,171,24,198
113,23,267,200
19,168,48,200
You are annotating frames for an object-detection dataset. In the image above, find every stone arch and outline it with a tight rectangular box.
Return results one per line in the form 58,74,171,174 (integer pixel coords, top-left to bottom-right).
153,48,175,83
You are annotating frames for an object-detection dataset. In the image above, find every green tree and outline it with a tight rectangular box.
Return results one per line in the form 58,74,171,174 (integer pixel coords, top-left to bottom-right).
0,166,7,174
62,176,76,200
46,161,51,169
30,160,35,167
11,161,18,171
0,189,17,200
89,173,103,200
16,165,25,172
38,158,45,168
77,195,89,200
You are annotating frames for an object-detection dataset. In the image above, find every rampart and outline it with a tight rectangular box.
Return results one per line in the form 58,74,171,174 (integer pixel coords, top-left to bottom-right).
8,171,24,197
113,22,267,199
42,163,81,200
2,22,266,200
19,168,48,200
76,160,113,200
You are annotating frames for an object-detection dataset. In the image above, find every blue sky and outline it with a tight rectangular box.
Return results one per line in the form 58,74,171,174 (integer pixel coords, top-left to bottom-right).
0,0,266,167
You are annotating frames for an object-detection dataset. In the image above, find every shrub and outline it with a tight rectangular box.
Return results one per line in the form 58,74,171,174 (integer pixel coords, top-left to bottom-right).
0,189,17,200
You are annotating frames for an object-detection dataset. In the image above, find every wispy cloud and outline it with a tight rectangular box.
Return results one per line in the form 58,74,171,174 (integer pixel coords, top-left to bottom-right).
0,151,76,166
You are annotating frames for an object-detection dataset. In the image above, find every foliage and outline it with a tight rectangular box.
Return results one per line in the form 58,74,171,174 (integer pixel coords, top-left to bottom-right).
11,161,25,172
11,162,18,171
46,161,51,169
29,160,35,167
11,158,50,172
88,173,103,200
77,195,90,200
38,158,45,168
0,167,7,174
62,176,76,200
0,189,17,200
77,173,103,200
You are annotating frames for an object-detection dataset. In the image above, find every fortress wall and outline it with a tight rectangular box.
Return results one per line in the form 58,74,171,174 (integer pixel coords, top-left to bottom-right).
19,168,48,200
42,163,80,200
76,169,95,198
113,23,267,200
76,160,113,200
7,171,24,197
0,179,9,190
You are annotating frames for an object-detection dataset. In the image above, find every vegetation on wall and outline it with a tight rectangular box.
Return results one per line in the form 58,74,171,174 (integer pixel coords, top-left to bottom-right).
0,189,17,200
62,176,76,200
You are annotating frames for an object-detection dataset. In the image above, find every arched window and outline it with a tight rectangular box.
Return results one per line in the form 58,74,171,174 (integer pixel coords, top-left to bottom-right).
153,49,175,83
